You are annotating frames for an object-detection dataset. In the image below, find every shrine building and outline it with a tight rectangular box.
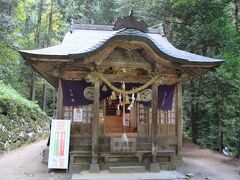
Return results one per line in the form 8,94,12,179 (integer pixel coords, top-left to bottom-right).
19,15,224,172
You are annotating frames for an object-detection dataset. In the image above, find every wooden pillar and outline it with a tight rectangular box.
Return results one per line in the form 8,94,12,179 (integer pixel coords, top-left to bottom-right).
151,83,158,163
91,80,100,164
57,79,63,119
176,81,183,156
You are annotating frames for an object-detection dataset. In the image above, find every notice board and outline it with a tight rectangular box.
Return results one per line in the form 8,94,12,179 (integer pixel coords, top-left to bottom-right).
48,119,71,169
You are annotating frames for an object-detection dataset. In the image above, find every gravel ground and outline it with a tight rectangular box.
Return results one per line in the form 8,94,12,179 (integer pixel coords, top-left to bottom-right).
0,139,239,180
177,142,240,180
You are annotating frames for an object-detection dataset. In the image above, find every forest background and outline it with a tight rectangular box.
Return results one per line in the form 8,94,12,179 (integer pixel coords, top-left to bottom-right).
0,0,239,157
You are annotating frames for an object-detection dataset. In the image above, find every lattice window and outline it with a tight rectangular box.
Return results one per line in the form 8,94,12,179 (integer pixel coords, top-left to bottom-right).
81,105,93,124
63,105,93,123
138,103,149,124
64,106,72,120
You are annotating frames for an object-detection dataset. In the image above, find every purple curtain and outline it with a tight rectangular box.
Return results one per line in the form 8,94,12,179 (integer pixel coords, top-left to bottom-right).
61,79,175,110
158,85,175,110
61,79,111,106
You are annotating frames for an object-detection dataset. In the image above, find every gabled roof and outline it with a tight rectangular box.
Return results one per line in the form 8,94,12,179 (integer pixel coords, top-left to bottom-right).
19,26,223,66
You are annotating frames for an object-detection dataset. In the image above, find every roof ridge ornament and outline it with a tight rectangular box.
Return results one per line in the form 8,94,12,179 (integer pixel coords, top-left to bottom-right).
113,11,148,32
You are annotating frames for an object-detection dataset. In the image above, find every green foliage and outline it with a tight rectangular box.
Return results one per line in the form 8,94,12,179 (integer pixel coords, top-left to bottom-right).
0,82,49,153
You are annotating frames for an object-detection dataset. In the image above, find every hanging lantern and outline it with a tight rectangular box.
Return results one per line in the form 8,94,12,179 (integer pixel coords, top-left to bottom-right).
136,92,141,101
125,95,130,104
111,91,117,100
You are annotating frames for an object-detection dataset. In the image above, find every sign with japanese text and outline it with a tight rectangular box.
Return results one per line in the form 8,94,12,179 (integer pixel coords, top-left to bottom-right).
73,108,83,122
48,119,71,169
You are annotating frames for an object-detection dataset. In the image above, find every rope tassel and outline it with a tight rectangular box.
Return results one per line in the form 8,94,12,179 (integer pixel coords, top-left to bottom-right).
90,71,163,95
125,95,130,104
136,92,141,101
111,91,117,100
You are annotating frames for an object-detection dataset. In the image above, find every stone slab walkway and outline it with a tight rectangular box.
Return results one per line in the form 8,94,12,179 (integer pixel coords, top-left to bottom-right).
72,170,187,180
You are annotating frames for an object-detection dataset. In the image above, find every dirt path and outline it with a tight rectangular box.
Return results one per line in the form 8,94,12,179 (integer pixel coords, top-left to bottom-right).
178,142,240,180
0,139,71,180
0,140,239,180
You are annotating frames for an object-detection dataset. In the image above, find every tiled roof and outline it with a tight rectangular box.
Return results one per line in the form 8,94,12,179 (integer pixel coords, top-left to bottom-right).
19,27,224,65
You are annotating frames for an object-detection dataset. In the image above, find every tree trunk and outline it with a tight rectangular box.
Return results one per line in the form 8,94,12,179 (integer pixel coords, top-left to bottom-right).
41,0,53,111
30,71,36,101
191,104,197,143
42,84,47,111
0,1,2,11
235,0,240,32
8,0,14,15
237,113,240,158
25,15,29,35
31,0,44,101
219,118,223,153
47,0,53,47
219,100,224,153
238,140,240,158
190,79,201,144
35,0,44,48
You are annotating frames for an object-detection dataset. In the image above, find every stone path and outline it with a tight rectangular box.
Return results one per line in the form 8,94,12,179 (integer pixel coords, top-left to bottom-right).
72,170,187,180
0,140,239,180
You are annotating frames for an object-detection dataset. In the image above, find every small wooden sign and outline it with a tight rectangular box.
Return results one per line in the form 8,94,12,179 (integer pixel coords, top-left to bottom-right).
73,108,83,122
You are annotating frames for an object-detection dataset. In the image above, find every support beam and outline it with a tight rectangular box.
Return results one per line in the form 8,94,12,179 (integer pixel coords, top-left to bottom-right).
56,79,63,119
150,83,160,172
90,80,100,172
151,83,158,163
176,81,183,156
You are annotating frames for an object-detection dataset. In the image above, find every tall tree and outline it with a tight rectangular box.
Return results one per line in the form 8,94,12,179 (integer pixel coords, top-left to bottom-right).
234,0,240,32
31,0,44,101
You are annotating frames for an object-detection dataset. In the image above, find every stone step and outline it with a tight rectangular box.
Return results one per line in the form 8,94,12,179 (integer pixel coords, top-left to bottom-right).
109,165,147,173
72,171,187,180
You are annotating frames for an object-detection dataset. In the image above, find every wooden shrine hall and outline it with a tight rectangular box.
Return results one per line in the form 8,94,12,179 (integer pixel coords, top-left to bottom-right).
19,14,223,172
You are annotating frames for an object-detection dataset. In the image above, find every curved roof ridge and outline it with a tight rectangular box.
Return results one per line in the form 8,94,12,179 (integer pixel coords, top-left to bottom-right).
19,28,224,65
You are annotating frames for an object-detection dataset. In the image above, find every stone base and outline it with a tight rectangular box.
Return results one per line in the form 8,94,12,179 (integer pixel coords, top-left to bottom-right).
150,163,160,172
89,164,100,173
109,166,147,173
42,147,49,164
72,171,187,180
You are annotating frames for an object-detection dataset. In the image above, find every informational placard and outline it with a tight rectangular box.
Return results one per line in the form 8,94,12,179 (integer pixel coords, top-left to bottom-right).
48,119,71,169
73,107,83,122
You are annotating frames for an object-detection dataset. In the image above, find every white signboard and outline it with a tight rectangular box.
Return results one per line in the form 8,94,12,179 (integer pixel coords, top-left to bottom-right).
73,108,83,122
48,119,71,169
